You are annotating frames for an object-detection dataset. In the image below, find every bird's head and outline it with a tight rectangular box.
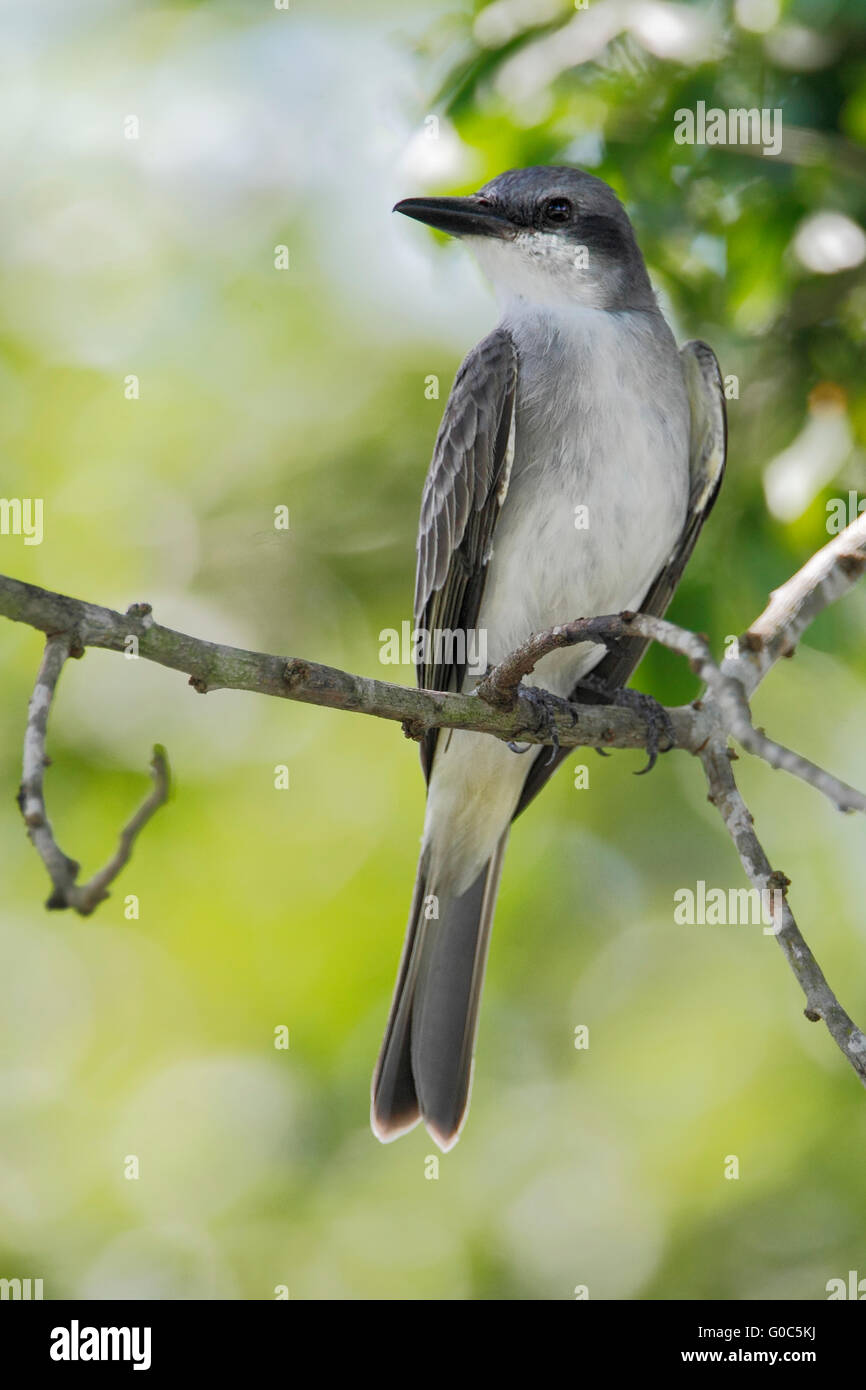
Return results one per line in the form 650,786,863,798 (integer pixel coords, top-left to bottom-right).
395,166,654,313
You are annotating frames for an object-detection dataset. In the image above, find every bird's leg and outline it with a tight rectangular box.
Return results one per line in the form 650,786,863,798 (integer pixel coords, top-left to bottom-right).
573,675,675,774
507,684,579,765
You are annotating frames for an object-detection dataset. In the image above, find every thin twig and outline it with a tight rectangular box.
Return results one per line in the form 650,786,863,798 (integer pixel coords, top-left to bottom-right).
17,634,82,902
71,747,170,914
730,512,866,697
701,737,866,1086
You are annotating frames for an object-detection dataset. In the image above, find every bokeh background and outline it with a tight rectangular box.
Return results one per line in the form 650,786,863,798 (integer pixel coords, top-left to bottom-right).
2,0,866,1300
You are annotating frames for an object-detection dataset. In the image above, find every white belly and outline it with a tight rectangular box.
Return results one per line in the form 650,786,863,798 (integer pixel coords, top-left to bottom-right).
423,305,690,895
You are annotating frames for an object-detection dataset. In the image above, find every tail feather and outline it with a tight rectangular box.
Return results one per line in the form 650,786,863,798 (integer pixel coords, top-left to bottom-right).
370,863,426,1142
371,832,508,1150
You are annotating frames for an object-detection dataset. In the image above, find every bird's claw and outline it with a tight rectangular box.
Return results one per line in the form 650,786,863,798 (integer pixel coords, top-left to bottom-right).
611,688,676,774
507,685,578,765
573,676,674,773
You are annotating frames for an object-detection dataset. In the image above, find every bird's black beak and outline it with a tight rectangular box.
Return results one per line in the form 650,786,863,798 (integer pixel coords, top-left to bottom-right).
394,195,515,240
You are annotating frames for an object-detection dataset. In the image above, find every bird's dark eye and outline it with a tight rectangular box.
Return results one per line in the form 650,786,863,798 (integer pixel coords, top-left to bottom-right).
543,197,573,225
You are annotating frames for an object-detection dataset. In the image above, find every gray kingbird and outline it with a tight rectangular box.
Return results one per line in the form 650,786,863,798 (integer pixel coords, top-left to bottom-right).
372,166,726,1151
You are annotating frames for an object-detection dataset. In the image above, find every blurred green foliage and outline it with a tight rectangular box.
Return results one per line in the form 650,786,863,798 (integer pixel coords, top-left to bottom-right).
1,0,865,1300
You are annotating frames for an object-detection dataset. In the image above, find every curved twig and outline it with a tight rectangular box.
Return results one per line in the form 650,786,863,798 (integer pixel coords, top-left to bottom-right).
17,633,170,915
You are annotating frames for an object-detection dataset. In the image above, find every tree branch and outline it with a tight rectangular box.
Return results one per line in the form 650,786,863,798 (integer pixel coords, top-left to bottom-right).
2,508,866,1088
0,574,704,754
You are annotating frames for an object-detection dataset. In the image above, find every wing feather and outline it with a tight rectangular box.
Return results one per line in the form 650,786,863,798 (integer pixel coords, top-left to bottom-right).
415,328,518,779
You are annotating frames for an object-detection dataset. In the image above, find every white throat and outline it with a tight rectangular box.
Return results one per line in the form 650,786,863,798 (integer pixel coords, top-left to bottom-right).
466,229,623,312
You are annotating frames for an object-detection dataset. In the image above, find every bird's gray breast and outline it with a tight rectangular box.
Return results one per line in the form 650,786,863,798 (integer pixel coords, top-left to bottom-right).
476,305,691,697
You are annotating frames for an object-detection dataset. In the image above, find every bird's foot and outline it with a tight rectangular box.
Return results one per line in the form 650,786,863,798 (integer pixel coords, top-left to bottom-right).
507,685,578,765
575,678,675,774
